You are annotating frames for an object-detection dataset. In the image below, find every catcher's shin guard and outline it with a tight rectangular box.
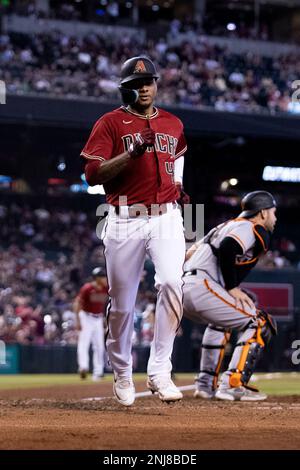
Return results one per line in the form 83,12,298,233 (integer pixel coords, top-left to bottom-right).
228,313,277,388
197,325,231,392
229,340,263,388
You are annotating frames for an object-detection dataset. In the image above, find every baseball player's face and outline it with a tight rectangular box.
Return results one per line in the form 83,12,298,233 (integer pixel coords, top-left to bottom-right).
264,207,277,233
127,78,157,109
95,276,107,288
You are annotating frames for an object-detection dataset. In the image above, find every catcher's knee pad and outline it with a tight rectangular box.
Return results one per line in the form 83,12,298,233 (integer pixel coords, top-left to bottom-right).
229,323,265,388
200,325,231,390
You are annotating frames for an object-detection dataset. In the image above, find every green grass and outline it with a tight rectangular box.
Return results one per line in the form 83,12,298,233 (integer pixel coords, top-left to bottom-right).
175,372,300,396
0,372,299,395
0,374,107,390
250,372,300,395
0,373,147,390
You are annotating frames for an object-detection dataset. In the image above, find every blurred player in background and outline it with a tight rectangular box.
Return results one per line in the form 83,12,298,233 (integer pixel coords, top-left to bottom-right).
74,267,107,381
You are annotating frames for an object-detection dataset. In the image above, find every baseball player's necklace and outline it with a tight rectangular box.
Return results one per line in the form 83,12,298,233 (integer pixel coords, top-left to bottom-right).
125,106,158,119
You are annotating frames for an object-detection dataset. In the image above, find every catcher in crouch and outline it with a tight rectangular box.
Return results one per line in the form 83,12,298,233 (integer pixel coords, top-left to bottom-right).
183,191,278,401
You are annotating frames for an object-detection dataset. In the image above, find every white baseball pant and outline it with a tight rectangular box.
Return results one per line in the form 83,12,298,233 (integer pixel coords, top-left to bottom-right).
77,310,105,376
102,203,185,379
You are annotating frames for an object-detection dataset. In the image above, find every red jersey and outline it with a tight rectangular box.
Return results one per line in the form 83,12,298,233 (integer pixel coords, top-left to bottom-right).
78,283,107,315
81,106,187,206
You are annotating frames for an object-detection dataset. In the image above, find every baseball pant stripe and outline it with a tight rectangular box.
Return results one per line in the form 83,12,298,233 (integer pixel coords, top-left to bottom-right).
204,278,255,319
213,332,230,389
102,218,111,353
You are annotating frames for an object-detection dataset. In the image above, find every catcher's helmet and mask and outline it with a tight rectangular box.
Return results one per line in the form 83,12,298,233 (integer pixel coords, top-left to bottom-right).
239,191,277,218
118,56,159,105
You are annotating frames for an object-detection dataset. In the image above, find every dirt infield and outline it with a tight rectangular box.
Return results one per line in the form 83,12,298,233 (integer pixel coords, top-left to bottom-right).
0,379,300,450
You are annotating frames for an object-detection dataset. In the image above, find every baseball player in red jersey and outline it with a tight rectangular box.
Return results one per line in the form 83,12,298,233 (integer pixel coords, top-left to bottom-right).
74,267,108,381
81,56,188,406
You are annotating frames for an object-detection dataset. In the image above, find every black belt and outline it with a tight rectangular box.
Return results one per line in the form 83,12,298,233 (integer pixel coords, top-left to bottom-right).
183,269,198,277
183,269,224,288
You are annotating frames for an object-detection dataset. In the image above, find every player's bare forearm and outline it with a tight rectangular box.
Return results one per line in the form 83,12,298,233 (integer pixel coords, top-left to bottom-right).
85,152,131,185
73,298,82,315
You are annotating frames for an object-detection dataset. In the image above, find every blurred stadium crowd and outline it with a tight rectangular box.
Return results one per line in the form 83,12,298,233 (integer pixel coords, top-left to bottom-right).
1,29,299,114
10,0,273,41
0,200,298,346
0,201,157,346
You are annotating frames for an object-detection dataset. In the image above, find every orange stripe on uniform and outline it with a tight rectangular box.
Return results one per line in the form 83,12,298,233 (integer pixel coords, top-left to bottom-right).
233,217,249,222
203,279,255,319
253,224,267,252
235,256,258,266
213,331,231,390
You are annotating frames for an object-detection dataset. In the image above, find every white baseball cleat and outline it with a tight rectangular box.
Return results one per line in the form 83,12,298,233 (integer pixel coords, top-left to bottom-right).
113,376,135,407
147,376,183,402
193,388,215,399
215,386,267,402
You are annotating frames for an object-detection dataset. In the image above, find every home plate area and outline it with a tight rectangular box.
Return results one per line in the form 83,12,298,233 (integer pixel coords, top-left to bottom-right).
0,375,300,450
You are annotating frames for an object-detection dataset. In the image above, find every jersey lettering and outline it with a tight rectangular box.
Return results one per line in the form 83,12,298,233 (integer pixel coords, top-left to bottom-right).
121,132,178,156
165,161,174,175
121,134,134,151
166,135,178,157
156,133,167,152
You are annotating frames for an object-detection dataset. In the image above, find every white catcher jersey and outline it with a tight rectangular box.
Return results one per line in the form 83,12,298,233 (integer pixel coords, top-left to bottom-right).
184,218,257,287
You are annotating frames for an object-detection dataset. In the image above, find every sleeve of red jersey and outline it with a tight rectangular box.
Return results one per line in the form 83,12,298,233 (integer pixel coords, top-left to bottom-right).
174,124,187,160
80,116,115,162
78,284,88,302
